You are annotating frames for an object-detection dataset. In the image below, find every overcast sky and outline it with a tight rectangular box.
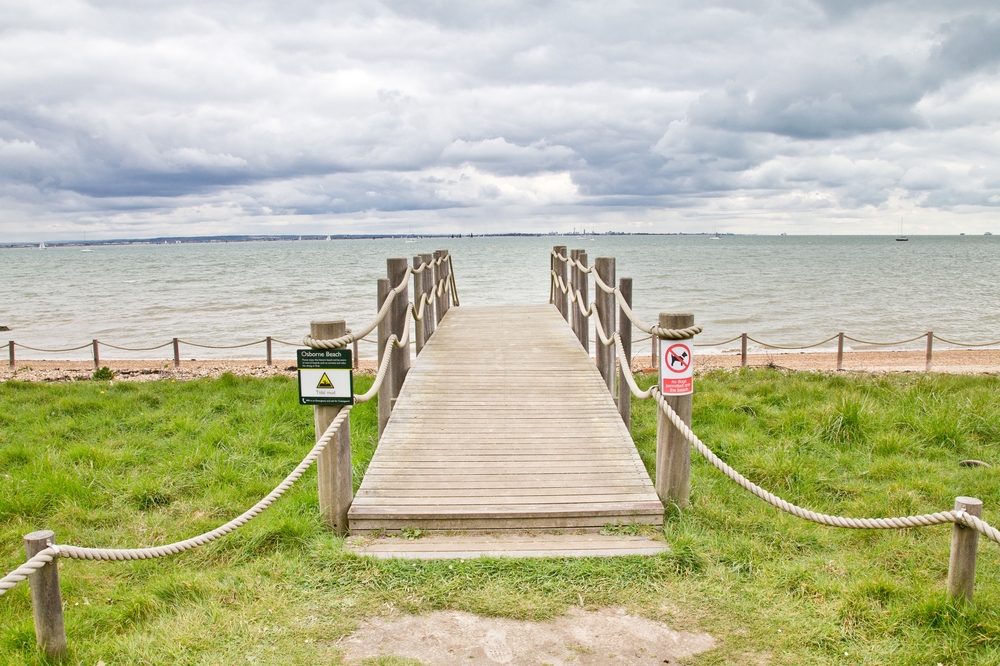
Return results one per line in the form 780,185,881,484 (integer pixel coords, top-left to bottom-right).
2,0,998,240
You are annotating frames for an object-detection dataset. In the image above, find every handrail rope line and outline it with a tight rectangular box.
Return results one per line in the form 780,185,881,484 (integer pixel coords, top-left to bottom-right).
842,333,928,346
177,339,268,350
746,334,840,351
550,271,702,340
932,334,1000,348
648,389,1000,544
694,335,743,347
13,342,93,353
97,341,175,352
303,265,413,349
0,407,351,593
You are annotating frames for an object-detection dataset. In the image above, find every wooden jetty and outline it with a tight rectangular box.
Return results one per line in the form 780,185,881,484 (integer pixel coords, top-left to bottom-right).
348,304,663,533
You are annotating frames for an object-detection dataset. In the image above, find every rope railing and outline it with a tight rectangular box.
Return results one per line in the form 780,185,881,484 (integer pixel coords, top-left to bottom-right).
0,406,351,593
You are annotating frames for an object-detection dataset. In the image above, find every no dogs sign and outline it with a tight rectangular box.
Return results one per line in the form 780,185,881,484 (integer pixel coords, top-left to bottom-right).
660,341,693,396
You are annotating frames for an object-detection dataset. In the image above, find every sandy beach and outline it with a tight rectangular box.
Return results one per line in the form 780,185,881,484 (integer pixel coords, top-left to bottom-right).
3,348,1000,383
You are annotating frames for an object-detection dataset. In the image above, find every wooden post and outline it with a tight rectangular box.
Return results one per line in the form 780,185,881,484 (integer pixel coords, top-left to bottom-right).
433,251,446,325
926,332,933,372
266,336,273,366
438,250,451,316
595,257,615,392
656,312,695,508
309,320,352,534
947,496,983,603
420,253,435,339
569,250,581,340
387,258,411,408
92,339,100,370
652,334,657,370
618,277,633,429
172,338,180,367
836,332,844,371
353,338,359,370
578,252,589,353
8,340,13,369
740,333,747,367
554,246,568,322
412,256,425,356
377,279,392,437
24,530,67,660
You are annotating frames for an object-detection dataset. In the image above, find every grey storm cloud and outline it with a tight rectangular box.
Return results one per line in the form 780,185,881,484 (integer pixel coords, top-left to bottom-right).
0,0,998,238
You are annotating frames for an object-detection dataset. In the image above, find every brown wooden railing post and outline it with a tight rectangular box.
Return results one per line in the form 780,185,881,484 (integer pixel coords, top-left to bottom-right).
412,255,425,355
377,278,392,437
266,336,273,366
420,253,435,339
309,320,352,534
433,251,446,325
578,252,589,353
353,338,359,369
435,250,451,318
24,530,67,660
172,338,180,367
656,312,696,508
947,497,983,603
837,332,844,371
569,249,581,341
387,258,411,409
926,332,933,371
8,341,13,369
554,246,568,322
595,257,615,393
652,334,657,370
618,277,632,429
92,339,100,370
740,333,747,367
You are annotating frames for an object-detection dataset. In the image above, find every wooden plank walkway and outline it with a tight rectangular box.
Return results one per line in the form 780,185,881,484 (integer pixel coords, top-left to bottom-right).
348,304,664,533
346,534,668,559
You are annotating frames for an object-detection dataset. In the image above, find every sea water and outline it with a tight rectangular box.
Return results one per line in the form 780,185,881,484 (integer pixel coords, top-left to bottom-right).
2,235,998,361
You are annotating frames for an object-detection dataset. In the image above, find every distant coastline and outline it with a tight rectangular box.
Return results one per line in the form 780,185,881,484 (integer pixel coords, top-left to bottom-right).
0,231,735,249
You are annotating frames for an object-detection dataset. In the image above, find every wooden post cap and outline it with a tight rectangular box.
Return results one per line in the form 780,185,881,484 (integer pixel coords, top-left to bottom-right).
24,530,56,545
955,497,983,516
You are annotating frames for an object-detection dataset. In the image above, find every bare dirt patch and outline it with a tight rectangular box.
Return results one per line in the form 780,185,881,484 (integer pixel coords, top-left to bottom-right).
338,607,715,665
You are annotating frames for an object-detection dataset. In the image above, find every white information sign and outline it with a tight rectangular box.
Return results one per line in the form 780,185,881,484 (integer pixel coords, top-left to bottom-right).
297,349,354,406
660,340,693,396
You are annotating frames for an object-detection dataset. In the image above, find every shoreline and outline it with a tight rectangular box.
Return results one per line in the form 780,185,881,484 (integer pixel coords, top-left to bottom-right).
3,348,1000,383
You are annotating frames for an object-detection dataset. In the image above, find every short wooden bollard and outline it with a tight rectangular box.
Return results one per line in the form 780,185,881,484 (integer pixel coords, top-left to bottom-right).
617,277,633,429
926,332,933,372
24,530,67,660
92,339,100,370
387,258,411,407
595,257,615,393
309,320,352,534
740,333,747,367
8,340,14,369
836,332,844,371
655,312,696,508
172,337,180,367
553,245,568,322
265,336,273,366
376,278,393,437
947,496,982,603
420,253,435,339
577,251,589,353
353,338,359,369
412,256,425,355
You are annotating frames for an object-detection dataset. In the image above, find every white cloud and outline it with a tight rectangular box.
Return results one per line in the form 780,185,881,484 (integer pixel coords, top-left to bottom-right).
0,0,998,240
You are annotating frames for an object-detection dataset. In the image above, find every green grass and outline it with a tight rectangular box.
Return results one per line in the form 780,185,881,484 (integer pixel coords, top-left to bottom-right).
1,370,999,664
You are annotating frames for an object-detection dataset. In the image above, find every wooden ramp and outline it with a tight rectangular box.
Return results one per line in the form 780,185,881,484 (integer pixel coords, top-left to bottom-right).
348,304,663,533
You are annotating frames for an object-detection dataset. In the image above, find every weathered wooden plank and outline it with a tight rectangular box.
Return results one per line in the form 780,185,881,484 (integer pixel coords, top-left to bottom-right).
349,304,663,533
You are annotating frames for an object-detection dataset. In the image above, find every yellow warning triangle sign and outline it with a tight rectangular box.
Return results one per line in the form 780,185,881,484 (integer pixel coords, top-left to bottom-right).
316,373,334,389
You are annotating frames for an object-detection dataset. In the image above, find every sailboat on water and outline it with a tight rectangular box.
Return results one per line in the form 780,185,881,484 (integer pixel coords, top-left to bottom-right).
38,240,45,249
896,218,908,242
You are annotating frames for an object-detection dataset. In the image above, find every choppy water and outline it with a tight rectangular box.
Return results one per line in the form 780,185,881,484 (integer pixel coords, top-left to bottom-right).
2,235,999,361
